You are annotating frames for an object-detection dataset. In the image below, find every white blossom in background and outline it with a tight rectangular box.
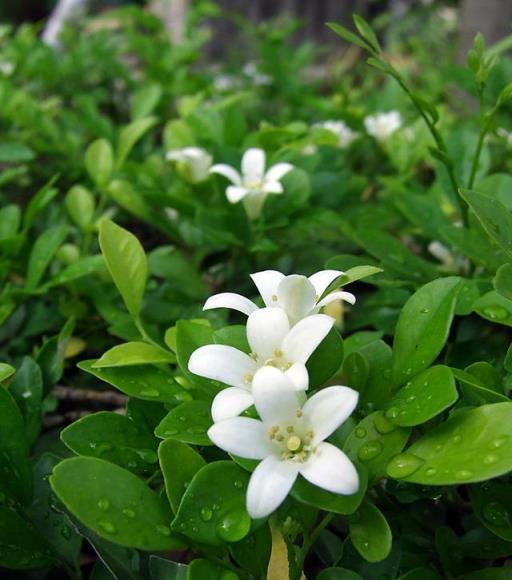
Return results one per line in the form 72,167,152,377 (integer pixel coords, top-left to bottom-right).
189,308,334,420
243,62,272,87
210,148,294,220
204,269,355,326
166,147,213,184
213,74,242,92
497,128,512,147
364,111,403,142
208,367,359,518
313,120,358,148
0,60,14,76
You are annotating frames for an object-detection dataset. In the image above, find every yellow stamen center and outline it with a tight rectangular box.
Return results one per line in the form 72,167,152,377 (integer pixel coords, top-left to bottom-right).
286,435,302,452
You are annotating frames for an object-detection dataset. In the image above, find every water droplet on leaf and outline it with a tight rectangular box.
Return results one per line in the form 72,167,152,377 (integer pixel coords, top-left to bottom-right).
386,453,424,479
216,509,251,542
358,441,383,461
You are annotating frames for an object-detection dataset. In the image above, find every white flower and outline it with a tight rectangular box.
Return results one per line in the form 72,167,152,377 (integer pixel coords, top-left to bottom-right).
166,147,213,184
208,367,359,519
209,148,294,220
243,62,272,86
214,74,242,92
203,269,355,326
0,60,14,76
364,111,403,142
497,128,512,147
313,120,358,148
188,307,334,421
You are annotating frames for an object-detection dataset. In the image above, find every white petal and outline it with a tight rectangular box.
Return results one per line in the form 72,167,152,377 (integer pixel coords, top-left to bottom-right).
208,417,273,459
242,148,265,182
299,442,359,495
252,367,301,425
277,275,317,326
203,292,259,316
211,387,255,422
308,269,344,297
250,270,285,306
263,181,283,194
246,455,299,518
188,345,256,389
226,185,249,203
282,314,334,364
317,290,356,308
247,307,290,361
265,162,294,182
302,386,359,442
210,164,242,185
284,362,309,391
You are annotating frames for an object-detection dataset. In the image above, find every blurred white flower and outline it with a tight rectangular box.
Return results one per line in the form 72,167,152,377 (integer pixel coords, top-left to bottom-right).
497,128,512,147
210,148,294,220
314,120,358,148
302,144,318,156
0,60,14,76
243,62,272,87
166,147,212,184
438,7,457,30
189,307,334,420
208,367,359,518
214,74,242,92
203,269,355,326
364,111,403,142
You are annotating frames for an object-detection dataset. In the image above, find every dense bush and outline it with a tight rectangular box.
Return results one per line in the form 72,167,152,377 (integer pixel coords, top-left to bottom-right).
2,4,512,579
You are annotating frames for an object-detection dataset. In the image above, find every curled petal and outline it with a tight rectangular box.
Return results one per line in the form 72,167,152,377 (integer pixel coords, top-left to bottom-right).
302,386,359,443
208,417,273,459
246,455,299,518
282,314,334,364
308,269,344,297
250,270,285,307
316,290,356,308
247,307,289,362
226,185,249,203
277,275,316,325
210,164,242,185
242,148,266,182
252,367,301,425
188,345,256,389
299,442,359,495
203,292,258,316
265,162,294,182
211,387,255,422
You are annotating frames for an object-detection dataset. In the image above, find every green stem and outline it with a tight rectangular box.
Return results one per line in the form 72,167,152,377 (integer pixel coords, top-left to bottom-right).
294,512,335,579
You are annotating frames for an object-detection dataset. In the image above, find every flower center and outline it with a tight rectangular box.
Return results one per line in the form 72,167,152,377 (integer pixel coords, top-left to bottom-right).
268,424,315,463
244,178,263,191
264,348,293,372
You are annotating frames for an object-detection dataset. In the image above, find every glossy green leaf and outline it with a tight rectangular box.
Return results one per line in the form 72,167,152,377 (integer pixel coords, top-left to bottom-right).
158,439,206,513
358,340,393,409
386,403,512,484
213,325,249,353
85,138,114,187
0,385,32,504
471,481,512,541
9,356,43,445
344,412,410,485
92,342,174,368
25,225,68,290
50,456,182,550
292,465,367,515
342,351,370,394
0,362,15,382
155,400,213,446
187,559,235,579
149,555,187,580
99,220,147,318
79,359,190,404
307,327,344,388
317,568,363,580
176,320,216,392
116,116,157,167
392,277,461,386
61,411,159,476
386,366,458,427
229,524,271,577
171,461,251,546
473,290,512,327
494,263,512,301
319,264,383,298
349,501,392,563
452,368,508,404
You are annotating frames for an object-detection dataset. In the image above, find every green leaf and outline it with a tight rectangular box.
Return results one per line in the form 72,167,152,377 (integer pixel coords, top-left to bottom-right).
44,255,105,289
327,22,372,51
461,189,512,259
386,366,458,427
319,265,383,299
176,320,216,392
358,340,393,410
292,465,367,515
187,559,233,579
79,359,190,404
494,263,512,301
158,439,206,513
116,116,158,168
65,185,95,231
61,411,159,476
92,342,174,368
229,524,271,577
471,481,512,541
344,412,410,485
386,403,512,484
452,368,508,404
0,362,15,382
0,142,35,163
213,325,250,353
317,568,363,580
9,356,43,445
50,456,182,550
25,225,68,290
155,400,213,446
163,119,195,150
307,327,344,388
0,204,21,240
85,138,114,187
473,290,512,326
0,504,54,569
131,84,162,120
22,176,59,232
171,461,251,546
391,277,461,386
353,15,381,52
0,385,32,504
99,220,148,318
349,501,392,563
149,555,187,579
36,317,75,394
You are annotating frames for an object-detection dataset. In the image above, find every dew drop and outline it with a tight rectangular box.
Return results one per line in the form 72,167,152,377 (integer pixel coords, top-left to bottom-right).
200,507,213,522
220,572,239,580
425,467,437,477
164,429,179,436
98,498,110,511
358,441,383,461
483,502,510,527
483,306,508,321
355,427,367,438
451,434,462,444
420,308,430,314
373,412,396,435
483,453,499,465
136,449,158,464
454,469,472,480
156,524,171,536
140,388,160,398
99,520,116,534
216,509,251,542
60,525,72,540
234,480,243,489
385,407,399,420
386,453,424,479
489,437,506,449
122,508,136,519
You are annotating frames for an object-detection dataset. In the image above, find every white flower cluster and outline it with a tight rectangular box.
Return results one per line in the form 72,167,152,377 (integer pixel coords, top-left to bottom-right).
188,269,360,519
313,120,358,149
364,110,403,142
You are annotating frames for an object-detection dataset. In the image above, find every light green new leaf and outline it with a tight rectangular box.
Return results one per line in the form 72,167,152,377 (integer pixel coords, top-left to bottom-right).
25,225,68,290
85,138,114,187
99,220,147,318
0,362,15,382
92,342,174,368
392,277,461,387
50,456,183,550
65,185,95,231
116,116,158,168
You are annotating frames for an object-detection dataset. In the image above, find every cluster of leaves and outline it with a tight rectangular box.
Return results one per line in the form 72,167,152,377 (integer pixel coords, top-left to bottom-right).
2,3,512,579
